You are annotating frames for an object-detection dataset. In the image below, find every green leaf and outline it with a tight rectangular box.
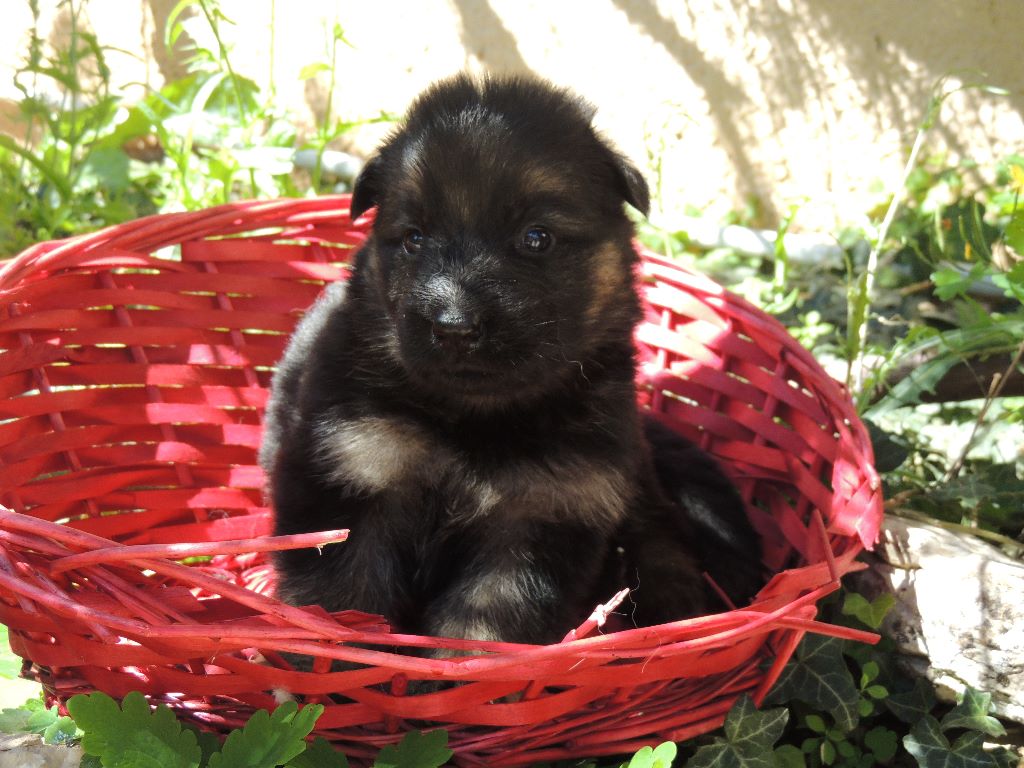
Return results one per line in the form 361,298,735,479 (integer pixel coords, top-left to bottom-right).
80,146,131,193
820,739,836,765
991,262,1024,303
0,626,24,679
955,199,994,261
940,688,1006,738
932,264,984,301
188,725,223,767
298,63,330,81
373,730,453,768
836,739,856,759
773,745,806,768
865,685,888,700
0,698,78,745
991,747,1019,768
904,716,1001,768
42,715,80,745
623,741,677,768
688,695,789,768
766,636,860,732
1005,208,1024,255
864,727,899,762
287,736,350,768
208,700,324,768
68,691,202,768
841,593,894,630
886,679,938,724
804,715,827,734
0,698,57,734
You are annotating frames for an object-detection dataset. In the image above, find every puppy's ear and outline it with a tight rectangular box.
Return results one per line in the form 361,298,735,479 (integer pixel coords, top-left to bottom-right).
349,154,385,220
612,154,651,217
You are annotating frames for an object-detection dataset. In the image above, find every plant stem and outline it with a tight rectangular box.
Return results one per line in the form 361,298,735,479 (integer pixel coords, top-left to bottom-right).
942,337,1024,485
197,0,258,197
848,103,935,395
268,0,276,101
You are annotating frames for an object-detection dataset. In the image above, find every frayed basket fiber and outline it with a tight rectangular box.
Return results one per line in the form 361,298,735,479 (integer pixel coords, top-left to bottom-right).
0,196,883,766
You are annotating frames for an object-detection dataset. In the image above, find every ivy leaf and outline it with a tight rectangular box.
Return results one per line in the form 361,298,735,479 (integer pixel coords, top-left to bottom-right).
864,419,910,473
940,688,1006,738
991,747,1019,768
68,691,202,768
208,700,324,768
622,741,677,768
688,695,789,768
864,727,899,762
841,593,895,630
772,744,806,768
766,636,859,732
886,679,938,724
373,730,453,768
903,716,1001,768
287,736,350,768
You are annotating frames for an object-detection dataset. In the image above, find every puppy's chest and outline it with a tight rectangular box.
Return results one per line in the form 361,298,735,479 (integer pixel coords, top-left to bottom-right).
314,415,632,529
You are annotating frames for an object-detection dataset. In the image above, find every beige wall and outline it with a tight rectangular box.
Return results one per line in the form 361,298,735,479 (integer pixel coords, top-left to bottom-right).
2,0,1022,231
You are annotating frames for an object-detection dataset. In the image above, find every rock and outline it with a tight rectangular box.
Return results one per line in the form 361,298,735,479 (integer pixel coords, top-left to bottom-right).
853,516,1024,724
0,733,82,768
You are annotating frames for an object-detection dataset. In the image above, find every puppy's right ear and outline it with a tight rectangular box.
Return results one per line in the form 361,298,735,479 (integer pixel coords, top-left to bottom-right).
613,154,651,218
349,154,385,220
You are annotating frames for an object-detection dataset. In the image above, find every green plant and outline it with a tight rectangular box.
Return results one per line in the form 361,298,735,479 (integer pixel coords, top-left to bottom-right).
755,590,1018,768
0,0,395,259
0,0,160,255
0,695,80,746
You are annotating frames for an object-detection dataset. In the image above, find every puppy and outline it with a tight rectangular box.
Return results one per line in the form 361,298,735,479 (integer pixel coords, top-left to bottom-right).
260,74,762,646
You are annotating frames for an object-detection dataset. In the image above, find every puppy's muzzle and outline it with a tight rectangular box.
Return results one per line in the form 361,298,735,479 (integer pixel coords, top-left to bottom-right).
421,273,485,354
432,306,483,349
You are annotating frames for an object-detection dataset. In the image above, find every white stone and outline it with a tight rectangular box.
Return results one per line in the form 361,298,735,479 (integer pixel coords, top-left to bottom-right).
0,734,82,768
856,517,1024,724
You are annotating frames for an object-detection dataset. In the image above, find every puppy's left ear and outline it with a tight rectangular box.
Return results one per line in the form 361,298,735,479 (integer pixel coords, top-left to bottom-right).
349,154,385,220
612,154,651,218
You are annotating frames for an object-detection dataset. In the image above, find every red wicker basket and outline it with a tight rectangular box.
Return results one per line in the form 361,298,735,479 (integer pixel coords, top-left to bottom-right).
0,196,882,766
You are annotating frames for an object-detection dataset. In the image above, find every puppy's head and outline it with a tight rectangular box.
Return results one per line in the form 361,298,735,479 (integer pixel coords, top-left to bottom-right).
351,74,649,409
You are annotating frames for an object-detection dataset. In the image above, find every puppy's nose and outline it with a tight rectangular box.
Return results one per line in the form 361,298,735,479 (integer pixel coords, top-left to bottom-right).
431,308,482,347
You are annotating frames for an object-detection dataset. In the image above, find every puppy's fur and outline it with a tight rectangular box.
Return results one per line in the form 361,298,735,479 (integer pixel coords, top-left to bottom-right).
260,75,762,645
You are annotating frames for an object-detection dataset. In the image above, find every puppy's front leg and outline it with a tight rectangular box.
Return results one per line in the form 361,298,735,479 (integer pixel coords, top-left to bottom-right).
422,519,608,647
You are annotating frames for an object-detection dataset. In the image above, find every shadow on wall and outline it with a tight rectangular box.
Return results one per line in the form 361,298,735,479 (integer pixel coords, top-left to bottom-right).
145,0,197,84
611,0,782,223
438,0,1022,225
767,1,1024,162
451,0,530,74
16,0,1021,228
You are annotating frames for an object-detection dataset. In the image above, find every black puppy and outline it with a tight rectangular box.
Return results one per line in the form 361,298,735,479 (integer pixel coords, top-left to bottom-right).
260,74,762,645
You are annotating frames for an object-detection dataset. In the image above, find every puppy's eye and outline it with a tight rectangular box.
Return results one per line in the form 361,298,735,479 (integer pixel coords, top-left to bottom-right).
521,226,554,253
402,229,424,254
